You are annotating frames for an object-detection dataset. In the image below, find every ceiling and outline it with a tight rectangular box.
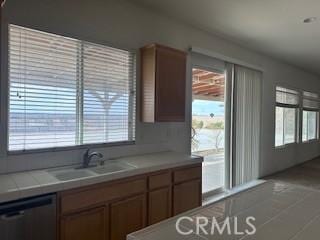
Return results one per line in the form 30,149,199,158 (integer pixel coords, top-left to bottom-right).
131,0,320,76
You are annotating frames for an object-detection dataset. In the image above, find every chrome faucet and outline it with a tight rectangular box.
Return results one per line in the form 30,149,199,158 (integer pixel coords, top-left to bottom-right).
82,149,103,168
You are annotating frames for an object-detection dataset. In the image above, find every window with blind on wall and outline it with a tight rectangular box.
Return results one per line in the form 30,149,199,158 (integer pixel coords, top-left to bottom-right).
302,91,319,142
8,25,136,151
275,86,299,147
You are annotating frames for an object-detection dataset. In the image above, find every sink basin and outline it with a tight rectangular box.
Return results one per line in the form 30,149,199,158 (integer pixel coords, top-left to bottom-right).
49,169,95,181
48,161,136,181
90,162,135,175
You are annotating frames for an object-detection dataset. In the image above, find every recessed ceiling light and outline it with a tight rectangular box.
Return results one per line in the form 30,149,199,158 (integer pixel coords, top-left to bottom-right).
303,17,317,23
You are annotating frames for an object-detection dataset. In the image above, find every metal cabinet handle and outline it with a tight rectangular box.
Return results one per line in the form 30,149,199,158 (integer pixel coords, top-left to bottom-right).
1,211,25,221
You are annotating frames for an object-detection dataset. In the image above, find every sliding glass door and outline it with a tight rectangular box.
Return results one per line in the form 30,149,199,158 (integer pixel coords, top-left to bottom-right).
190,53,262,197
191,62,228,196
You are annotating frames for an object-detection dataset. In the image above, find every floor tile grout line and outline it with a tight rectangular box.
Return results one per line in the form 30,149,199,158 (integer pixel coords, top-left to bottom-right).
288,211,320,240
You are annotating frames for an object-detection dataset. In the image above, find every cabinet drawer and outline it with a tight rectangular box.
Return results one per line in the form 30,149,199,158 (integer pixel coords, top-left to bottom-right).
149,172,171,190
174,165,202,183
60,178,147,214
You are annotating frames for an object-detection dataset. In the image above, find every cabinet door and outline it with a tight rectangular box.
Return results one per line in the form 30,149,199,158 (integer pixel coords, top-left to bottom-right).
148,187,172,225
173,180,201,215
60,206,107,240
155,46,186,122
110,194,146,240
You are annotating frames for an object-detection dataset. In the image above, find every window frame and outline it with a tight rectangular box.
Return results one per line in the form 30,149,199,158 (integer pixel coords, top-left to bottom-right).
6,25,137,154
275,103,299,148
301,91,320,143
274,86,300,148
302,109,319,143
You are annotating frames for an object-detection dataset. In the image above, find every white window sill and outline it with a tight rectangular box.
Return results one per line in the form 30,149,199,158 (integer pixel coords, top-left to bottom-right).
275,142,297,150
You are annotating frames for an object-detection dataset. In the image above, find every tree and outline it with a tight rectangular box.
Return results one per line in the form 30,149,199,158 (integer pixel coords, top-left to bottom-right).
192,119,204,129
191,127,199,151
214,130,223,151
205,121,224,130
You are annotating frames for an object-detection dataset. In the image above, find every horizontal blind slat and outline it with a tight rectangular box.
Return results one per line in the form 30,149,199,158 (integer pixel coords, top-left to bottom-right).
9,24,135,151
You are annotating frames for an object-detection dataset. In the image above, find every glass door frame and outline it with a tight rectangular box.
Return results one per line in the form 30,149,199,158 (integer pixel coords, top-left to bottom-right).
189,57,233,198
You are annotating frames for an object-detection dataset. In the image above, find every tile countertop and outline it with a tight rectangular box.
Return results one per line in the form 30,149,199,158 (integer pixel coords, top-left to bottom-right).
128,181,320,240
0,151,203,204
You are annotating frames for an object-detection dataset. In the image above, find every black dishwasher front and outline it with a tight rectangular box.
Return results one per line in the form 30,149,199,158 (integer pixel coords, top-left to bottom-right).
0,194,56,240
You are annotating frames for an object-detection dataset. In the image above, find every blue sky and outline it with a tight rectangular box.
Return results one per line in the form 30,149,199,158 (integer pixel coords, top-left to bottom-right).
192,99,224,116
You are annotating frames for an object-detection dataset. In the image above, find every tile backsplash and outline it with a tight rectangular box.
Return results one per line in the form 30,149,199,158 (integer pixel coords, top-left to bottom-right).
0,142,170,174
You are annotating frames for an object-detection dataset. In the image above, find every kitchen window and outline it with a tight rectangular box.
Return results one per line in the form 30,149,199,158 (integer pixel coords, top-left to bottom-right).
275,86,299,147
8,25,136,151
302,91,319,142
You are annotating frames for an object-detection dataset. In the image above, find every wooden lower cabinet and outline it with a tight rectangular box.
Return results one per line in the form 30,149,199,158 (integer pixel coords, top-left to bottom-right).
60,207,107,240
58,164,202,240
173,179,202,215
148,187,172,225
110,194,147,240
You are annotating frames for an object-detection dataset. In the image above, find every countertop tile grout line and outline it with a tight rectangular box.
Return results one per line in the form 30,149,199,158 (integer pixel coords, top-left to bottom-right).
238,189,315,240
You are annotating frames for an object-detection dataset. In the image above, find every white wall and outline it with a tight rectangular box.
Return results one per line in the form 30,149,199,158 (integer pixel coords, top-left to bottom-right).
1,0,320,175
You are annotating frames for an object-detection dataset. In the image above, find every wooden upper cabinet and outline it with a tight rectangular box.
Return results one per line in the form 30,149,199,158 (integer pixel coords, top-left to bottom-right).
140,44,187,122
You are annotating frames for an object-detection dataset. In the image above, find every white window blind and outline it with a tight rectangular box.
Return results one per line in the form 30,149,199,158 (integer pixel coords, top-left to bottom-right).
82,43,135,144
276,86,299,106
9,25,135,151
303,91,320,109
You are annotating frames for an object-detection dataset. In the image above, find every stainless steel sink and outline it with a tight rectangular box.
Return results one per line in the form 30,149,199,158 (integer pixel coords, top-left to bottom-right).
90,162,135,175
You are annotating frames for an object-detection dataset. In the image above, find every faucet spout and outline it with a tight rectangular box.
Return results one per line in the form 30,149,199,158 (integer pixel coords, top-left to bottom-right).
82,149,103,168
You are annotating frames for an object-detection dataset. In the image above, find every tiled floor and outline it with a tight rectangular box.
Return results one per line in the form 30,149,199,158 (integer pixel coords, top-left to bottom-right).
266,157,320,190
130,181,320,240
129,157,320,240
